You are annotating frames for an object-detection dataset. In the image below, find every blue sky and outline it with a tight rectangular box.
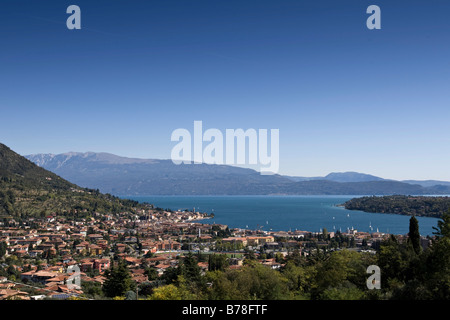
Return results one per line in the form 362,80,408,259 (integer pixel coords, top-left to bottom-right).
1,0,450,180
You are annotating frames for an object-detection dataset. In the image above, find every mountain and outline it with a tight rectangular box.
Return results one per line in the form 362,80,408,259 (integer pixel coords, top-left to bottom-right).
323,172,385,183
402,180,450,188
25,152,450,196
286,172,385,183
25,152,293,195
0,143,141,217
279,180,434,196
284,176,322,182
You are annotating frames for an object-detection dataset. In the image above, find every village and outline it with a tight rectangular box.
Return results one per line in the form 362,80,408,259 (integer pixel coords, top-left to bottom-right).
0,206,432,300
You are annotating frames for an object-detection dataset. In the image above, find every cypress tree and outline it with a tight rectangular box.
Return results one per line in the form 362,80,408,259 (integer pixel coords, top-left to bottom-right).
408,216,421,255
102,258,135,298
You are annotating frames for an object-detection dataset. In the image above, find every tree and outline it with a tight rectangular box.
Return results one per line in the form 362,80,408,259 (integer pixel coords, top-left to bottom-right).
144,266,159,281
433,210,450,239
161,266,181,285
147,284,183,300
180,253,202,285
138,281,156,298
422,210,450,299
148,277,196,300
408,216,421,255
0,241,7,258
281,261,316,298
102,259,135,298
313,249,368,299
322,228,329,240
81,281,103,299
243,248,256,263
208,254,228,272
320,284,365,300
285,249,304,266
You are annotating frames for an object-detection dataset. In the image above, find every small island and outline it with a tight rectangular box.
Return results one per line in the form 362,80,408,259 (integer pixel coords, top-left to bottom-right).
343,195,450,218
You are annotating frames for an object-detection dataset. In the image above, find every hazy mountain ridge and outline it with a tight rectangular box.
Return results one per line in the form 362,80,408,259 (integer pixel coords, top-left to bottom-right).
24,152,450,196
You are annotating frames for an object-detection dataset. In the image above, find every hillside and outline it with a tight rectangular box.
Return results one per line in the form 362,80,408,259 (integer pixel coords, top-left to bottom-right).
343,195,450,218
0,143,142,218
26,152,450,196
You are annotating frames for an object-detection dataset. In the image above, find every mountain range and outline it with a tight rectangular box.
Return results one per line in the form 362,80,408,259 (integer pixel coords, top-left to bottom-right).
25,152,450,196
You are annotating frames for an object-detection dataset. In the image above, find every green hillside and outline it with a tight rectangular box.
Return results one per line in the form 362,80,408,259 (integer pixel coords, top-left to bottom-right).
0,143,142,218
343,195,450,218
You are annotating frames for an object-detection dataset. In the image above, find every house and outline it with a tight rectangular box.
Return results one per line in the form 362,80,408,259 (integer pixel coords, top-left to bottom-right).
80,262,94,273
156,264,171,276
197,262,209,273
0,288,30,300
256,236,274,244
14,250,27,257
96,239,108,249
20,271,36,282
264,242,280,250
124,256,141,267
60,249,71,256
34,270,59,283
222,237,248,247
75,244,87,255
156,240,181,251
144,256,168,266
92,275,106,284
47,265,64,273
70,233,85,240
115,243,126,253
228,258,244,266
45,275,68,286
130,269,148,284
88,234,104,242
141,241,158,253
89,244,103,256
93,259,110,272
262,259,282,270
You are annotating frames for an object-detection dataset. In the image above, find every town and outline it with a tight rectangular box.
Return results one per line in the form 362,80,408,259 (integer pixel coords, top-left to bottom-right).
0,203,433,300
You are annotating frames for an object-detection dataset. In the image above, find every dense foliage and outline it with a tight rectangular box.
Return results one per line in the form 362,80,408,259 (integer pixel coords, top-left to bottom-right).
344,195,450,218
140,212,450,300
102,258,136,298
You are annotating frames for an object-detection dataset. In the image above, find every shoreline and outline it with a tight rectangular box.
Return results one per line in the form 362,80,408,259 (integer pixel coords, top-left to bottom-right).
134,196,441,237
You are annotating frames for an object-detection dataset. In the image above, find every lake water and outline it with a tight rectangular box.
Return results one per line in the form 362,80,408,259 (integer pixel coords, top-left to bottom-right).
125,195,441,236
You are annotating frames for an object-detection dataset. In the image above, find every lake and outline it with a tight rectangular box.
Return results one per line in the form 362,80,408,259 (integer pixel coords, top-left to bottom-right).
125,195,441,236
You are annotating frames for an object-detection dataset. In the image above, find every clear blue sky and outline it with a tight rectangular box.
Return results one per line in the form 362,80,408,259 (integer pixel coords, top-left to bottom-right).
1,0,450,180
